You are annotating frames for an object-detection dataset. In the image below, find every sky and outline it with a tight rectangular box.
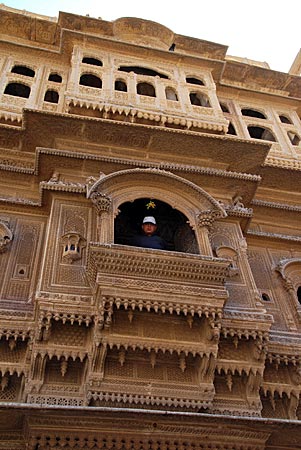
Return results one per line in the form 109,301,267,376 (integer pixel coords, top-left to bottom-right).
1,0,300,74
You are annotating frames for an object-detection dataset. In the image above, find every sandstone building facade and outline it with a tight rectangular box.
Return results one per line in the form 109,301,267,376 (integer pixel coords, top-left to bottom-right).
0,4,301,449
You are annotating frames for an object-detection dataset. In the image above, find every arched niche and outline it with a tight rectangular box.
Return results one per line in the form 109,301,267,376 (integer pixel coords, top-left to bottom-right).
87,168,226,255
276,258,301,311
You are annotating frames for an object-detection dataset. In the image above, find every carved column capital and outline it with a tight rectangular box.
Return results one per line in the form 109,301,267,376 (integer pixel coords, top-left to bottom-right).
197,210,217,229
90,192,112,214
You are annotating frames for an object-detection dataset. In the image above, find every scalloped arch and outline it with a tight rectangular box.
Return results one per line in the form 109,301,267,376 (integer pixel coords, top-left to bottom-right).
87,168,226,222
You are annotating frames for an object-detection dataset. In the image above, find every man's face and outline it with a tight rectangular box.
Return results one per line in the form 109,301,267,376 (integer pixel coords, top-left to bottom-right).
142,223,157,236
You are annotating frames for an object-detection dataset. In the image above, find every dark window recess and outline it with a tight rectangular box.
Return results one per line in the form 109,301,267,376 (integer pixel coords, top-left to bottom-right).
248,126,276,142
190,92,210,107
220,102,230,113
186,77,205,86
79,74,102,89
44,90,59,103
11,65,35,77
115,80,127,92
279,114,292,124
241,108,266,119
48,73,62,83
118,66,169,79
115,198,199,254
169,43,176,52
287,131,300,146
82,57,103,66
137,82,156,97
297,287,301,305
4,82,30,98
261,293,271,302
227,122,237,135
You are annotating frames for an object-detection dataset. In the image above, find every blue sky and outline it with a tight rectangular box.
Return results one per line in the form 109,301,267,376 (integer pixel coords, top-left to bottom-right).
1,0,300,73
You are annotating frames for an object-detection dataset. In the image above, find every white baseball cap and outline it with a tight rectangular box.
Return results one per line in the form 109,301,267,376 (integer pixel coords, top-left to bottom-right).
143,216,156,225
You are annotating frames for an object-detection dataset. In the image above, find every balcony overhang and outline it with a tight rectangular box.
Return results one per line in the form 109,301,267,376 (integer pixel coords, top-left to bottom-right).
87,244,230,317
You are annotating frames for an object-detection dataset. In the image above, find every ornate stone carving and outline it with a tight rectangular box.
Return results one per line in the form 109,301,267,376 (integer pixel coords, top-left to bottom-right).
90,192,112,213
0,220,13,253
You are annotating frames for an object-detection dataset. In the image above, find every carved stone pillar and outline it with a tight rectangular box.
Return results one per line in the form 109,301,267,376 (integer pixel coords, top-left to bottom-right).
90,192,112,243
196,210,216,256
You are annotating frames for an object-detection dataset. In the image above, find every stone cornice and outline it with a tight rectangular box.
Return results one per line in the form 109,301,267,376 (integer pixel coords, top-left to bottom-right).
247,229,301,243
252,199,301,212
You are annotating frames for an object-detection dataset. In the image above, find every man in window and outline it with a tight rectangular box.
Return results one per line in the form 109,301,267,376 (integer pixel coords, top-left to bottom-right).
131,216,166,250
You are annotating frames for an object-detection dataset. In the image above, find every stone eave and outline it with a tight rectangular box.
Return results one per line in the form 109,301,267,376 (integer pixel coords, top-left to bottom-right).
10,109,270,175
1,404,301,448
257,163,301,193
221,60,301,99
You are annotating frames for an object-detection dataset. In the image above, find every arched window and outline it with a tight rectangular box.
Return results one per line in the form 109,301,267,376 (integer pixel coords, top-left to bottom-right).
114,198,198,253
165,87,178,101
227,122,237,135
190,92,210,107
11,65,35,77
248,126,276,142
279,114,292,124
4,82,30,98
137,82,156,97
48,73,62,83
241,108,266,119
115,80,127,92
287,131,300,146
118,66,168,79
220,102,230,113
44,89,59,103
79,74,102,89
297,287,301,305
186,77,205,86
82,57,103,67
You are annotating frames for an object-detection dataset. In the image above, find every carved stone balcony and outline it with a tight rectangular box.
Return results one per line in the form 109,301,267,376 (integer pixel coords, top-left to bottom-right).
87,244,230,319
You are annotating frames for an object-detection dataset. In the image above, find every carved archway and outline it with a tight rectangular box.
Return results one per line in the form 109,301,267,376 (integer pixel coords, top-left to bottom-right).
87,168,226,254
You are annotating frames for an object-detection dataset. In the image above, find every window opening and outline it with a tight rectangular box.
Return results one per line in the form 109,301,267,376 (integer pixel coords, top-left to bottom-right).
11,65,35,77
279,114,292,124
190,92,210,107
79,74,102,89
248,126,276,142
169,43,176,52
44,90,59,103
241,108,266,119
114,198,198,253
82,57,103,66
165,87,178,101
186,77,205,86
220,102,230,113
48,73,62,83
261,293,271,302
137,82,155,97
118,66,169,79
287,131,300,146
115,80,127,92
4,82,30,98
227,122,237,135
297,287,301,305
